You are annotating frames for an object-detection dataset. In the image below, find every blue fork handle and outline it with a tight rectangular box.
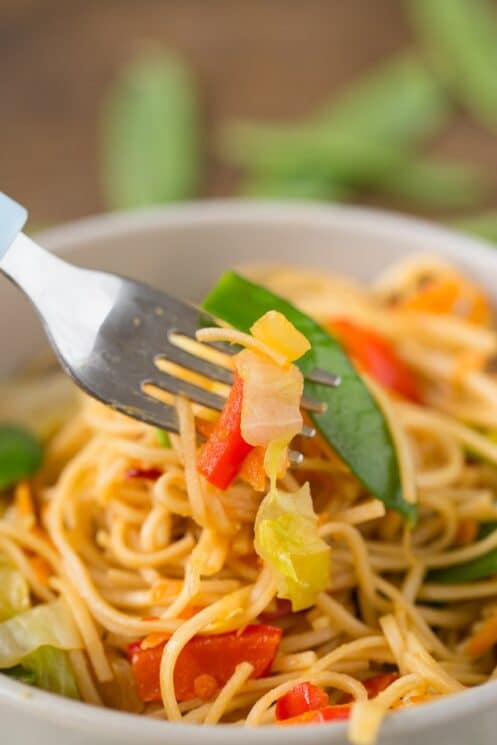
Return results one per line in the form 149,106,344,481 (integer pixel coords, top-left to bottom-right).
0,192,28,262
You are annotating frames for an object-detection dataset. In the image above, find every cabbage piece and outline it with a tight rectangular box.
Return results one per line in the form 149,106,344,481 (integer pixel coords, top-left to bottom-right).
236,349,303,447
254,482,330,611
3,646,80,699
250,311,311,362
0,563,30,621
0,597,82,669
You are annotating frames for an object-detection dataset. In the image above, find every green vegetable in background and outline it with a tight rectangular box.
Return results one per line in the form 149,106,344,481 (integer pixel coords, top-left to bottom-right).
220,54,458,205
223,125,486,210
317,53,450,144
408,0,497,132
379,159,487,210
0,425,43,490
204,272,414,521
454,212,497,244
241,173,351,201
427,522,497,583
3,646,80,699
101,49,201,209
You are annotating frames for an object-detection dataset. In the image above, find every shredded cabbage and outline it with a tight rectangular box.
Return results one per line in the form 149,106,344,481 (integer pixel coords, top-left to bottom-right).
236,349,303,447
3,645,80,699
0,597,82,669
255,482,331,611
0,563,30,621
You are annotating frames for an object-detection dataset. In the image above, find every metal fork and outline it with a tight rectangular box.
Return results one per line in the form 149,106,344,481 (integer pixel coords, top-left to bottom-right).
0,193,340,460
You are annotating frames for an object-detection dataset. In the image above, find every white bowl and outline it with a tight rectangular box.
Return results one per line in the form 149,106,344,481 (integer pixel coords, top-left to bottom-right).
2,201,497,745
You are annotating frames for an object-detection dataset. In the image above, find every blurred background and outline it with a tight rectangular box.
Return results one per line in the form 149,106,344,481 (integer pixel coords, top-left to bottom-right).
2,0,497,239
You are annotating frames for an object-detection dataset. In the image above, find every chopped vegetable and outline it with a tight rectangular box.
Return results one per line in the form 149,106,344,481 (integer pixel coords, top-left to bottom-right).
156,429,171,447
3,646,79,699
409,0,497,132
101,49,200,210
204,273,412,520
396,275,491,325
254,482,330,611
0,563,30,621
362,673,399,698
277,704,352,725
0,598,82,669
330,319,420,402
125,467,163,481
466,613,497,657
427,522,497,583
236,349,303,447
276,682,329,720
259,598,293,623
238,447,267,492
128,623,282,702
251,311,311,363
0,425,43,490
197,372,253,489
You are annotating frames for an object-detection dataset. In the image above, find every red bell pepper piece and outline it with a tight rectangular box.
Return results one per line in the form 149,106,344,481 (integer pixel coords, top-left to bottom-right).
125,467,163,480
259,598,292,623
342,672,399,703
363,672,398,698
276,682,329,720
197,372,253,489
277,704,352,725
128,623,282,703
330,319,420,402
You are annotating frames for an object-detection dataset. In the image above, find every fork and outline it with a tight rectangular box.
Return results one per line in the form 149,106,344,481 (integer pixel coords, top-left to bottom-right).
0,193,340,462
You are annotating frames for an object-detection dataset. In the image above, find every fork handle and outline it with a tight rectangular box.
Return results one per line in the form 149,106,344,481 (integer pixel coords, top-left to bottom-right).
0,193,28,260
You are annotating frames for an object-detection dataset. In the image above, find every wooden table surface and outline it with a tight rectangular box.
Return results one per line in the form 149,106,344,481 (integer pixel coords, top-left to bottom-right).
2,0,497,226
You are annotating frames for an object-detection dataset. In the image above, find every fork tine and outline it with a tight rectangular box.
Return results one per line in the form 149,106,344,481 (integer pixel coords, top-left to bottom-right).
108,392,180,433
157,345,233,385
145,372,226,412
306,368,342,388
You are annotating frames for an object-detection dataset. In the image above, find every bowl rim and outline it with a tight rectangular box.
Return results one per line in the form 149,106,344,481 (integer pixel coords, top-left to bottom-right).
3,199,497,743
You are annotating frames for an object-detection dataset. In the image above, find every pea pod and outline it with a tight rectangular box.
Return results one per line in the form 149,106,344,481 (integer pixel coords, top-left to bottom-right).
408,0,497,132
101,49,201,209
223,125,484,210
0,425,43,490
317,53,449,143
203,273,414,520
427,522,497,583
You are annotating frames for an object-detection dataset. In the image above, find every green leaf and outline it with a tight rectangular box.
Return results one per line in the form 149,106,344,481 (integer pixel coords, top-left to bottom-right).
454,212,497,244
203,273,414,520
101,48,201,209
427,522,497,583
2,646,79,699
156,429,171,448
0,425,43,490
408,0,497,132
